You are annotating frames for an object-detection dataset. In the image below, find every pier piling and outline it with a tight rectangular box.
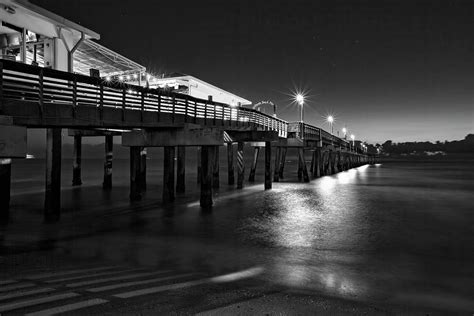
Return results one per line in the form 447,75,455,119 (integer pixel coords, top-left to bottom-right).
237,142,244,189
103,135,113,190
273,147,281,182
72,135,82,186
0,158,11,221
200,145,213,209
248,146,259,182
227,143,235,185
129,146,142,201
44,128,62,222
163,146,175,203
279,147,287,179
212,146,219,189
265,142,272,189
139,147,147,192
176,146,186,193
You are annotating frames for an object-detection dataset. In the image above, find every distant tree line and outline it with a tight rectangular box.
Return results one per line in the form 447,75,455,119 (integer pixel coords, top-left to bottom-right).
380,134,474,154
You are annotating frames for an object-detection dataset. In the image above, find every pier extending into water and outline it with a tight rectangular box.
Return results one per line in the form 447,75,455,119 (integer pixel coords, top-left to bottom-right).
0,60,377,221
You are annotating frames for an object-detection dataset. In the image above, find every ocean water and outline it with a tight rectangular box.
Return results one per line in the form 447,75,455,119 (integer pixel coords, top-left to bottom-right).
5,150,474,311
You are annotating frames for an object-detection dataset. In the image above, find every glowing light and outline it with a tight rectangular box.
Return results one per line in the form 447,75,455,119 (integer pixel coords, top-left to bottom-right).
327,115,334,123
133,74,138,79
342,127,347,134
118,75,124,81
126,75,131,80
295,94,304,105
127,89,133,94
350,134,355,140
105,76,111,82
146,74,151,80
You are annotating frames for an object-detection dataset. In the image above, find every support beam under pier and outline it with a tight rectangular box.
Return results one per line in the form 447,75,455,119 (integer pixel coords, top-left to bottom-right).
298,148,310,182
212,146,219,189
279,147,287,179
140,147,147,192
273,147,281,182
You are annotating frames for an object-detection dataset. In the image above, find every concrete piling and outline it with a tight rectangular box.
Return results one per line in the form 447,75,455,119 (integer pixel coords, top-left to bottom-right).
129,146,142,201
176,146,186,193
227,143,235,185
72,135,82,186
273,146,281,182
264,141,272,190
212,146,219,189
0,158,11,221
279,147,287,179
248,146,259,182
44,128,62,222
163,146,175,203
139,147,147,192
298,148,310,182
200,145,213,209
237,142,244,189
103,135,113,190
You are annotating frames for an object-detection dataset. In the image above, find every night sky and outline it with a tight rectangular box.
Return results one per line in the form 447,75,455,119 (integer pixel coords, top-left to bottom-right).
31,0,473,143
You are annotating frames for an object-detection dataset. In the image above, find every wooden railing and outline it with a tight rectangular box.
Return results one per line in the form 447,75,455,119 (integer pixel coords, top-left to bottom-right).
0,60,288,137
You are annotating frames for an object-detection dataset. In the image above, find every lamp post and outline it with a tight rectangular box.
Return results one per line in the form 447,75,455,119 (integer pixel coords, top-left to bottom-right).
350,134,355,152
296,94,304,122
342,127,347,139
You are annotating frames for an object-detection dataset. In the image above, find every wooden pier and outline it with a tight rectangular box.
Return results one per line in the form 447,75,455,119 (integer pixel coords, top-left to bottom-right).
0,60,377,222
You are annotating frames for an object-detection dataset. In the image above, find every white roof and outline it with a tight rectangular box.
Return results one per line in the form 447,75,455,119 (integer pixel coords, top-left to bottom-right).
153,75,252,105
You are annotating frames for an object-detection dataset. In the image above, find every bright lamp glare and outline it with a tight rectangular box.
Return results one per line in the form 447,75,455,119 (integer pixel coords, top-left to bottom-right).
133,74,138,79
342,127,347,134
350,134,355,140
118,76,124,81
105,76,111,82
295,94,304,105
327,115,334,123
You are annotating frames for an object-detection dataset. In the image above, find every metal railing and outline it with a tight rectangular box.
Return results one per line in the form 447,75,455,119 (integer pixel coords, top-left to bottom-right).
0,60,288,137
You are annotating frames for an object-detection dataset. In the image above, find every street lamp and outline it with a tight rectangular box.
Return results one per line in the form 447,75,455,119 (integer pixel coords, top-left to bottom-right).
342,127,347,139
327,115,334,134
296,94,304,122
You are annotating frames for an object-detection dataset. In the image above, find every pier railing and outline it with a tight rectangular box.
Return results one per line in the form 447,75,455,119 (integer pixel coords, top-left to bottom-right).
288,122,350,148
0,60,288,137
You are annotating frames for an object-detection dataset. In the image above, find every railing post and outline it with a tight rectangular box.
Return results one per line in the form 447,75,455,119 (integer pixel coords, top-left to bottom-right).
157,94,161,121
172,94,176,123
184,96,188,123
221,105,224,126
122,87,126,121
72,77,77,118
38,67,44,118
204,101,208,125
99,81,104,122
140,88,145,123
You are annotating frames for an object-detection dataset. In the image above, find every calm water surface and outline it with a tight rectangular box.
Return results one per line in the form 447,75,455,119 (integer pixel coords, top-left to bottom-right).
5,152,474,311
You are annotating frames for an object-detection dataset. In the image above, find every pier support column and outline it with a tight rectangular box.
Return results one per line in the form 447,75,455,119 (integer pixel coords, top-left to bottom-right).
200,145,213,209
0,158,11,222
248,146,260,182
44,128,62,222
227,143,234,185
297,152,303,181
298,148,310,182
72,135,82,186
237,142,244,189
139,147,147,192
310,150,315,176
212,146,219,189
334,152,340,174
103,135,113,190
313,148,321,178
273,147,281,182
265,141,272,190
279,147,287,179
163,146,175,203
176,146,186,193
197,147,201,184
129,146,142,201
